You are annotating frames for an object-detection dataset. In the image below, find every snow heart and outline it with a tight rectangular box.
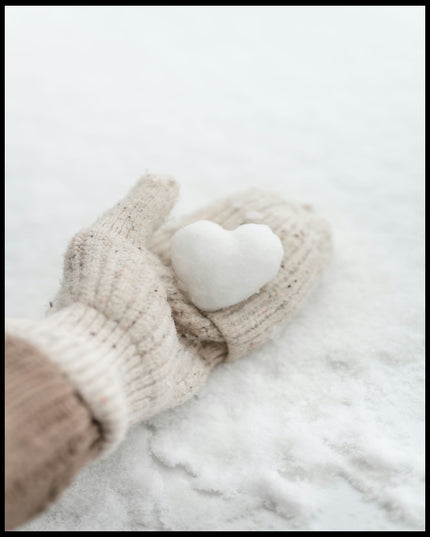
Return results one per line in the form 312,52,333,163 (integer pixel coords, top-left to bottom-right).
170,220,284,312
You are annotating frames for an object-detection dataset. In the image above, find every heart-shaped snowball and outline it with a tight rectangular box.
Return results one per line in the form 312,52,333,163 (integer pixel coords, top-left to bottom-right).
170,220,284,312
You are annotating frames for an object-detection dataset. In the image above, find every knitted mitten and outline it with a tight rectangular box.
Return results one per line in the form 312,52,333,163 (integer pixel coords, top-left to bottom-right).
5,175,332,454
150,187,332,362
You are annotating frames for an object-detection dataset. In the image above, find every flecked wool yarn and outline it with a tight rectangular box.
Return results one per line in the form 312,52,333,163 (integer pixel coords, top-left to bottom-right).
5,174,332,453
151,186,332,361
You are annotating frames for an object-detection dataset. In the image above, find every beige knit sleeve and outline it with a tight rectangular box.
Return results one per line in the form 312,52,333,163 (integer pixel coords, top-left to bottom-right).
5,334,102,530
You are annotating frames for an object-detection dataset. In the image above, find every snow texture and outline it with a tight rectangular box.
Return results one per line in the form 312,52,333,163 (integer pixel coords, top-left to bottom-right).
6,6,424,531
171,220,284,311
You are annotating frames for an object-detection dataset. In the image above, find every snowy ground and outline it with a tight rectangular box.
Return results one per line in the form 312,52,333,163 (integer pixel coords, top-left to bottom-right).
6,6,424,531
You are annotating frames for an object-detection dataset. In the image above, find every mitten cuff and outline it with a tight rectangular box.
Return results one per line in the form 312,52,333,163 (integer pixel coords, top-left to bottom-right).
5,304,136,453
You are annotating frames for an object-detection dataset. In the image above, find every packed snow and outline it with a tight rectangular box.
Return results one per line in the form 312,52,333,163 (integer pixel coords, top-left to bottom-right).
6,6,424,531
171,220,284,311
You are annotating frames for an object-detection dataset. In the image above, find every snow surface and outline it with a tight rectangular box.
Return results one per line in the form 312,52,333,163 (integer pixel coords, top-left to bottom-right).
171,220,284,311
6,6,424,531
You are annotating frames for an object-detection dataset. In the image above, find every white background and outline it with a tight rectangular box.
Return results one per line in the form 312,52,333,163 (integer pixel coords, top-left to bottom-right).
6,6,424,531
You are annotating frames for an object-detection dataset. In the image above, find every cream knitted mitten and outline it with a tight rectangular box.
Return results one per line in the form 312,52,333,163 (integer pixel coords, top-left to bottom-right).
5,175,332,454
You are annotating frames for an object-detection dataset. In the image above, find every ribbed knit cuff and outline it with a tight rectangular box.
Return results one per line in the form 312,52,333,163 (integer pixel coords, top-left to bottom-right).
5,304,144,453
5,334,101,529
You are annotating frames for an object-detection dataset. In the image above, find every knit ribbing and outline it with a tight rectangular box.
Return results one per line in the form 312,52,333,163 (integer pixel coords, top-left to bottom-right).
5,301,224,453
150,188,332,361
5,335,101,530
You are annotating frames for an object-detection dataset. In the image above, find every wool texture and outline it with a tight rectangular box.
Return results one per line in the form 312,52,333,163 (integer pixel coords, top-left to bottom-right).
151,188,332,361
5,174,332,454
5,334,101,530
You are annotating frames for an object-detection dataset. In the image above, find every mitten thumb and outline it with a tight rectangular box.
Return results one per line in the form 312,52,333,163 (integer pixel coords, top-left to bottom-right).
92,173,180,246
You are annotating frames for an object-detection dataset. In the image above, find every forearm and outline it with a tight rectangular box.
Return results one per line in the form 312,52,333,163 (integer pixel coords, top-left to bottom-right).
5,335,102,530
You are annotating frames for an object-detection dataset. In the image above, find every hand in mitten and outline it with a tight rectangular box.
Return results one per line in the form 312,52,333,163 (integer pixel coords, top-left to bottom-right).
150,186,332,362
6,174,331,454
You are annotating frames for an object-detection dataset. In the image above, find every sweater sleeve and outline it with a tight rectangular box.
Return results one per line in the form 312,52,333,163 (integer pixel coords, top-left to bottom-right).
5,333,103,530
